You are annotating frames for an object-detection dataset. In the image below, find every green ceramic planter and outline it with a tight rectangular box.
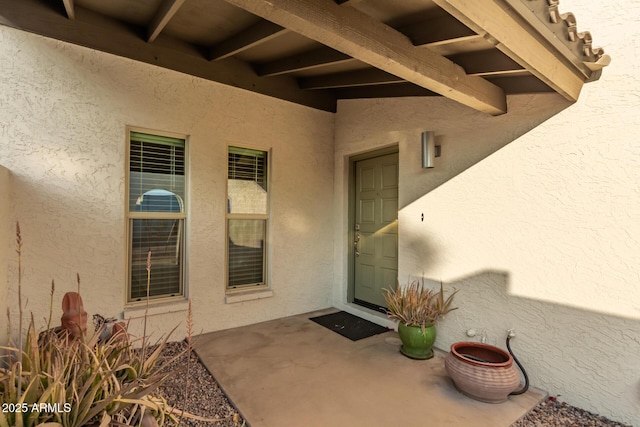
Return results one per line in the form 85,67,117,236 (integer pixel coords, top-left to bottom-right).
397,323,436,359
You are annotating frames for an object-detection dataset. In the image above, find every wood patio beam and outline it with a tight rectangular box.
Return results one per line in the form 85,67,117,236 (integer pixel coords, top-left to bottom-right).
147,0,187,43
62,0,74,19
449,50,525,77
399,13,478,47
256,17,479,77
256,47,353,77
486,75,554,94
335,82,438,99
222,0,506,115
432,0,584,102
0,0,337,112
298,52,526,90
209,0,364,61
335,74,554,100
209,20,285,60
299,69,403,90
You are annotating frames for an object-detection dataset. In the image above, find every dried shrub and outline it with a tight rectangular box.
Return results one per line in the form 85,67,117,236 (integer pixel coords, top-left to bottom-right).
0,222,225,426
383,279,458,329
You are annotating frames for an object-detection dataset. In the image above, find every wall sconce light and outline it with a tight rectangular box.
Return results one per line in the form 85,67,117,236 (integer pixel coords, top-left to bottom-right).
421,131,441,169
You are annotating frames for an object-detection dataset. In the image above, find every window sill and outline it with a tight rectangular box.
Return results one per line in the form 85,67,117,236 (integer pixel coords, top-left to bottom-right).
123,297,189,320
225,289,274,304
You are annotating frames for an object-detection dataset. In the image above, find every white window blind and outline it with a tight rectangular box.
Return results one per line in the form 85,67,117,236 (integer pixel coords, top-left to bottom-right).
227,146,268,289
227,147,268,215
228,147,267,190
228,219,265,287
128,131,186,301
129,132,185,212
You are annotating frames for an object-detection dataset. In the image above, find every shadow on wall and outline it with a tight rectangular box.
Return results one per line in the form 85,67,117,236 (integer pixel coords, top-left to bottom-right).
398,94,572,209
428,270,640,426
398,226,441,284
7,171,121,257
5,172,124,333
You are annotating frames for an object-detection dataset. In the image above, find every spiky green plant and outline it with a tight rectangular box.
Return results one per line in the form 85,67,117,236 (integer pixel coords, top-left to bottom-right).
1,223,242,426
1,224,199,427
383,279,458,330
0,314,190,427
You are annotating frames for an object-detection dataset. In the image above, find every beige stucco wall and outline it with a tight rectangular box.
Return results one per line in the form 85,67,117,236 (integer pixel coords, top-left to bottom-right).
0,25,335,341
2,0,637,423
333,1,640,424
0,166,9,345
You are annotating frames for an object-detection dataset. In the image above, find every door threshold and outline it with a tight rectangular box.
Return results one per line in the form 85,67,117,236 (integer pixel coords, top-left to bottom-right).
353,298,387,314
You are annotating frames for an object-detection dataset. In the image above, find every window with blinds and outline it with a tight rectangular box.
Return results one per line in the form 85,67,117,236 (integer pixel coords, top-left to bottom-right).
227,147,269,289
127,130,187,302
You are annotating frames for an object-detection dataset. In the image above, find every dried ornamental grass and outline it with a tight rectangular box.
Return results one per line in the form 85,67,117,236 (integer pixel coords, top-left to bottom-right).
0,316,186,426
383,279,458,329
1,222,234,427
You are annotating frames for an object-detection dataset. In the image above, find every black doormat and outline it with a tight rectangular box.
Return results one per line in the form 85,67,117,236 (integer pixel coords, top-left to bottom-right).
310,311,390,341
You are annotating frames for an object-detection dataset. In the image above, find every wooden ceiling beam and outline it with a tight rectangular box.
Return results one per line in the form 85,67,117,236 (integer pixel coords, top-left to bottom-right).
256,17,479,77
298,52,526,90
433,0,584,102
299,69,403,90
62,0,74,19
209,0,363,61
336,75,554,101
256,47,352,76
335,82,438,99
400,14,478,47
449,50,524,77
147,0,187,43
209,20,285,60
0,0,337,112
486,75,553,94
258,47,525,81
222,0,506,114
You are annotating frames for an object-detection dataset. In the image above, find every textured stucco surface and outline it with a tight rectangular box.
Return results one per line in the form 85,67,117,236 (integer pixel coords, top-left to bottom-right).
1,1,639,424
333,1,640,424
0,166,9,345
0,25,334,340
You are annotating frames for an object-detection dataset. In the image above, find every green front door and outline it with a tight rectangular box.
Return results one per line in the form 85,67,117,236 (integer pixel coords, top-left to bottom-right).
353,152,398,309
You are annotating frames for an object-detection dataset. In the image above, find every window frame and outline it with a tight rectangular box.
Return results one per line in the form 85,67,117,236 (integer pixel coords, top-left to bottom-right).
225,144,271,292
125,126,189,304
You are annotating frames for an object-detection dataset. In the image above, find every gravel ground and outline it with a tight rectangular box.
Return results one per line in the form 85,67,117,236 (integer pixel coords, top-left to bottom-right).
512,396,632,427
156,342,246,427
157,342,630,427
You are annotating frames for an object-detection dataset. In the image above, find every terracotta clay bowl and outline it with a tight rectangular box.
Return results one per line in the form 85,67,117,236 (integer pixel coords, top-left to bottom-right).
444,341,522,403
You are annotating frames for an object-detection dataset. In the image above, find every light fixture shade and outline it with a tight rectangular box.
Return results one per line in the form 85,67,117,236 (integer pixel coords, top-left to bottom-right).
422,131,435,168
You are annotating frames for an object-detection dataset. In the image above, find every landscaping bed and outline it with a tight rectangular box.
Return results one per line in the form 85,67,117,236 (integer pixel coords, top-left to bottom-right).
158,342,245,426
512,396,632,427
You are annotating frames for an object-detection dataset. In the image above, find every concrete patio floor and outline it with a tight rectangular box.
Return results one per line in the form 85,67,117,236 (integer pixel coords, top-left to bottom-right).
194,308,545,427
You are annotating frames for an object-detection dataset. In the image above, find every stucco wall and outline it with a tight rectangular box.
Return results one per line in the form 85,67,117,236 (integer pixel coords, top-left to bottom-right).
333,1,640,424
0,25,335,341
0,166,9,345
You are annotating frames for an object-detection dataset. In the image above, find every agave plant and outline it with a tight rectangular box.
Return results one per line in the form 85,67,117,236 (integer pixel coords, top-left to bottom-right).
0,315,188,427
383,279,458,329
0,222,213,427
